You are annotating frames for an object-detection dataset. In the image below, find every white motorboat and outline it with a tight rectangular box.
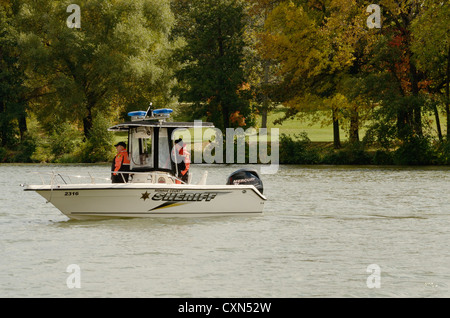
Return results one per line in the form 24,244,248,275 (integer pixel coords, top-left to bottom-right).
23,107,266,220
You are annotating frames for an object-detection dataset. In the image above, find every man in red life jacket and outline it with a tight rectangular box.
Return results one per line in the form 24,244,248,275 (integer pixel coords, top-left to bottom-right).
111,141,130,183
174,138,190,184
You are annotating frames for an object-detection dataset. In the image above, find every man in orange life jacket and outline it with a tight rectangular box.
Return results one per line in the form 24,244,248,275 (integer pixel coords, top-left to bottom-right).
174,138,190,184
111,141,130,183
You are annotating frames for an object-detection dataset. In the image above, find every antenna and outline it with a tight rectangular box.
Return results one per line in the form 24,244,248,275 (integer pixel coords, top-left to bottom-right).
145,102,153,118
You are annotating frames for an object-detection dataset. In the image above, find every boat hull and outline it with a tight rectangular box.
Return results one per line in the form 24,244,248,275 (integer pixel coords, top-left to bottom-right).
25,184,266,220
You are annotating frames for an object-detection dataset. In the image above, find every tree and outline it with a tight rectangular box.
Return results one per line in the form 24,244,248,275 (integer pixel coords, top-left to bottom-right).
354,0,442,147
258,0,365,148
173,0,252,130
0,1,27,147
380,0,425,140
244,0,280,129
17,0,176,139
411,0,450,140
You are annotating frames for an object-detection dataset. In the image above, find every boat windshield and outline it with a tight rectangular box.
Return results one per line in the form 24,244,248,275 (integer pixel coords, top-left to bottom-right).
130,127,153,169
158,128,171,170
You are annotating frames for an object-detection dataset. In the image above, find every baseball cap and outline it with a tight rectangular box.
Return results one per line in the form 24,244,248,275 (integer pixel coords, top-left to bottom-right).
114,141,126,148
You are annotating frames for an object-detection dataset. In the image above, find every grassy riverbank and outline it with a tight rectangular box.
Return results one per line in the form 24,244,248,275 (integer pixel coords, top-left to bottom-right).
262,106,348,142
261,106,449,165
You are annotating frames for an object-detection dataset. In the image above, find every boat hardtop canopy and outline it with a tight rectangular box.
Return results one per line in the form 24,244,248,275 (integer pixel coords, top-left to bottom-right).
108,106,214,131
108,120,214,131
106,106,214,179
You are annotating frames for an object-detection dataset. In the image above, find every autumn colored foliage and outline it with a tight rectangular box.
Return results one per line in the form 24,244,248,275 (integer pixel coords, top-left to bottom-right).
1,0,449,163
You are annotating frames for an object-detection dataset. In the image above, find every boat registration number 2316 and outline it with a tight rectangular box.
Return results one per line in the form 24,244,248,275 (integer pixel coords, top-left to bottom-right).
64,192,79,196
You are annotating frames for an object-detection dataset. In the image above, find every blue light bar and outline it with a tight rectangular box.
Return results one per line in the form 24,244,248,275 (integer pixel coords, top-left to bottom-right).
128,111,147,117
152,108,173,115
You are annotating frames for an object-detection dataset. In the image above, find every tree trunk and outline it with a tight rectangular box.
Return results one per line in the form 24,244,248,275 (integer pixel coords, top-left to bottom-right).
217,16,229,130
0,100,7,147
332,108,341,149
261,108,268,129
261,60,269,129
397,109,409,140
18,111,27,141
349,105,359,144
83,106,93,140
433,103,443,141
409,61,422,137
221,102,230,130
446,44,450,140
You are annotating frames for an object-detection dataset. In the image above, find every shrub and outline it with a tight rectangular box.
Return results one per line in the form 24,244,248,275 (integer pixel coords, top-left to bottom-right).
322,142,372,165
279,132,320,164
28,122,82,162
372,150,394,165
11,133,37,163
434,140,450,165
393,136,436,165
31,123,82,163
50,123,82,158
79,115,115,163
0,147,7,162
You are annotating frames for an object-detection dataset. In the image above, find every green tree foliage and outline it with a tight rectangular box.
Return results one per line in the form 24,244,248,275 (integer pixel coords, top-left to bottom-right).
173,0,253,130
16,0,176,139
258,0,447,157
243,0,280,129
78,113,115,162
258,0,368,148
411,0,450,140
0,2,27,148
1,0,448,164
360,1,425,143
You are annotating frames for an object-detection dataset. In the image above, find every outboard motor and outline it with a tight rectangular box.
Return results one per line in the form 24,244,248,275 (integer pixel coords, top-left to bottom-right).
226,168,263,194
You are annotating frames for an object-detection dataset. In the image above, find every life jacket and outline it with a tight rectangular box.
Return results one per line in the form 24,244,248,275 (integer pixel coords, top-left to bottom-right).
177,145,190,175
112,149,130,176
175,145,190,184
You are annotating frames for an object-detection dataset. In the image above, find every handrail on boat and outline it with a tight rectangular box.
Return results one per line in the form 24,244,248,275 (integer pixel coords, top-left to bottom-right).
27,170,189,186
29,171,111,185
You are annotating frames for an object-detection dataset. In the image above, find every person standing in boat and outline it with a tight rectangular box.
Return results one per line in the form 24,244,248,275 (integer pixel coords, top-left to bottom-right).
173,138,190,184
111,141,130,183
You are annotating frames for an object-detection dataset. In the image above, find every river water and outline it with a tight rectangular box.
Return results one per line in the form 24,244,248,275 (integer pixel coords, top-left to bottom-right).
1,164,449,298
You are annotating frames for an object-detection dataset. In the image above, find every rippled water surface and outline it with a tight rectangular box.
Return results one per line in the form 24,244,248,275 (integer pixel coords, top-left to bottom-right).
1,164,449,297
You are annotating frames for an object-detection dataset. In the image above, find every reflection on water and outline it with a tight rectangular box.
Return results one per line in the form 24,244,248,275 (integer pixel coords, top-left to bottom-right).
1,164,449,297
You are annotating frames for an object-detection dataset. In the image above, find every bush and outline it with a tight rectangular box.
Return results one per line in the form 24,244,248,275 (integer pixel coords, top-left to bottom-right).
78,115,115,163
31,139,54,162
321,142,372,165
31,122,82,162
279,132,320,164
393,136,436,165
0,147,7,162
372,150,394,165
434,140,450,165
51,123,82,158
11,134,36,163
